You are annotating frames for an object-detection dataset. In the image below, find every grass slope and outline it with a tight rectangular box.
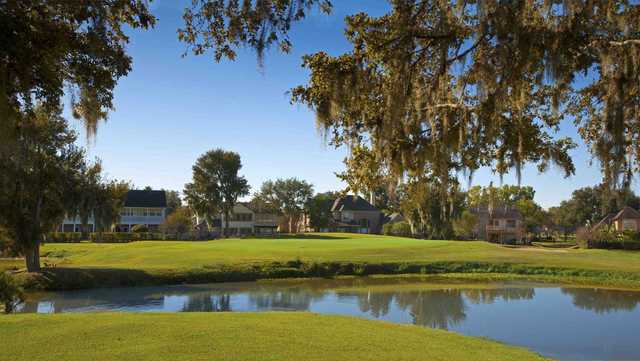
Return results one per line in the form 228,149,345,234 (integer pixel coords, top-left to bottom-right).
0,312,547,361
4,233,640,289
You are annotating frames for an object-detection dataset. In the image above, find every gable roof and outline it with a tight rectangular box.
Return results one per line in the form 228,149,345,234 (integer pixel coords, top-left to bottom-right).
124,190,167,208
331,195,379,212
612,206,640,220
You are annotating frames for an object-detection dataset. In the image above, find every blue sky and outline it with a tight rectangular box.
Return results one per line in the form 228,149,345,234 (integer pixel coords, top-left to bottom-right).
70,0,620,209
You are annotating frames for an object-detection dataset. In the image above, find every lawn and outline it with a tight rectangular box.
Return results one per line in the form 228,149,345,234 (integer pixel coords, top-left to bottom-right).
33,233,640,272
4,233,640,289
0,312,547,361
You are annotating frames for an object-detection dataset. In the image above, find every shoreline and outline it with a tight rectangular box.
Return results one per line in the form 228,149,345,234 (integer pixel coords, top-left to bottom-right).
12,260,640,292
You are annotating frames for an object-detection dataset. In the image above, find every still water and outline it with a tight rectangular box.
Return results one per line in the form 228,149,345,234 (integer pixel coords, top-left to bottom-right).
17,277,640,360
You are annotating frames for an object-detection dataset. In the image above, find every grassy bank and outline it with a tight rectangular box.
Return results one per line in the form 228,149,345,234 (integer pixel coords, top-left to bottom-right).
0,313,547,361
4,233,640,290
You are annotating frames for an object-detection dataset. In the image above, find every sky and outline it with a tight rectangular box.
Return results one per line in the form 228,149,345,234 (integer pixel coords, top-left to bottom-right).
69,0,627,209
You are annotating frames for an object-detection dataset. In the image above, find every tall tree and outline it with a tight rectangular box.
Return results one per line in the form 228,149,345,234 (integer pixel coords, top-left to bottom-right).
184,149,250,236
0,107,87,272
290,1,640,207
254,178,314,233
306,191,340,231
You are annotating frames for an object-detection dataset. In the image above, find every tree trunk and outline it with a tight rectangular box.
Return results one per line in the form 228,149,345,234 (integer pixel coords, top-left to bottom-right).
289,215,294,234
224,211,230,238
25,243,41,272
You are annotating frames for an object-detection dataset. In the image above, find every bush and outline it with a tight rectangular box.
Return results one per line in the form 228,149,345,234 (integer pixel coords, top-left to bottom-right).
90,232,163,243
576,226,640,250
45,232,84,243
390,221,413,237
382,223,393,236
0,273,23,314
131,224,149,233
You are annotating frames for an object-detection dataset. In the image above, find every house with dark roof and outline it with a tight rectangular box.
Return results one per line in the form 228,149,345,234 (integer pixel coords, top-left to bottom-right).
471,206,524,243
594,206,640,232
60,190,168,232
328,195,383,234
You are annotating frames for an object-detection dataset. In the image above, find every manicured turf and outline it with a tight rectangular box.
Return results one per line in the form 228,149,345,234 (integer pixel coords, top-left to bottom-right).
33,233,640,272
0,312,547,361
4,233,640,289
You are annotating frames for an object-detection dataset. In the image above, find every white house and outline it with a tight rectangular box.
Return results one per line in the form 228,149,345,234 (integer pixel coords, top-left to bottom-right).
60,190,168,232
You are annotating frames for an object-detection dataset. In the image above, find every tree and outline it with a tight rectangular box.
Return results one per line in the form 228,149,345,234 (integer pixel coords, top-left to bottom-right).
164,190,183,215
306,191,340,231
179,0,332,64
0,107,87,272
467,184,535,209
184,149,250,236
452,211,478,240
1,1,155,134
515,198,547,239
254,178,314,233
2,1,155,138
93,180,129,233
160,207,193,235
290,1,640,209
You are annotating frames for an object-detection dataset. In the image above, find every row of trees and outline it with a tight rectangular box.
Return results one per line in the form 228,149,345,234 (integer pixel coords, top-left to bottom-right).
182,148,351,235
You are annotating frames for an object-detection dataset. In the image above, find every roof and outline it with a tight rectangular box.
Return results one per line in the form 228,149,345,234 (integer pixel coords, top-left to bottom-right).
331,195,379,212
124,190,167,208
612,206,640,220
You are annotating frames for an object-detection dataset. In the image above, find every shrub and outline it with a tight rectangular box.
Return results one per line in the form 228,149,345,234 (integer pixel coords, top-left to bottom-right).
0,273,23,314
131,224,149,233
382,223,393,236
391,221,413,237
576,226,640,250
44,232,84,243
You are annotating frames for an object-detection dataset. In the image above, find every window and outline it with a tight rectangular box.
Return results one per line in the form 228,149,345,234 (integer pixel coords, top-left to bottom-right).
359,219,370,227
506,220,517,228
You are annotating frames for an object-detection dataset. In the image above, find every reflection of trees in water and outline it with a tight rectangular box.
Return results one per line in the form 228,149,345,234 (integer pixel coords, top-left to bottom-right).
248,289,315,311
350,287,537,330
356,292,394,318
463,288,535,304
561,288,640,314
182,294,231,312
396,290,467,329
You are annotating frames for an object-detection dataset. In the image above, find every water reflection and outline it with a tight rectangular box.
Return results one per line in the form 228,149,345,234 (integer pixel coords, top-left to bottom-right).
16,278,640,360
561,287,640,314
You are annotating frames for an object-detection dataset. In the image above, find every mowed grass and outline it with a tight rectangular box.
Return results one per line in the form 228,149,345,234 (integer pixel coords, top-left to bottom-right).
0,312,548,361
30,233,640,273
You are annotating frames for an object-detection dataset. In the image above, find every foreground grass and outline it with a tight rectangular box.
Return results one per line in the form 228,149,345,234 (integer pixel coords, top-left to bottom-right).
4,233,640,290
0,312,547,361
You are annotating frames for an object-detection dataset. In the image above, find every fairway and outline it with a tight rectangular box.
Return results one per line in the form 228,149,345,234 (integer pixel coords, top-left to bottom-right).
0,312,547,361
32,233,640,273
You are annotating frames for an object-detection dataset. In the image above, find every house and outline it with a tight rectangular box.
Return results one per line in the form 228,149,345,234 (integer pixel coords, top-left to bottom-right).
328,195,383,234
60,190,168,232
594,206,640,232
214,203,280,236
472,206,524,243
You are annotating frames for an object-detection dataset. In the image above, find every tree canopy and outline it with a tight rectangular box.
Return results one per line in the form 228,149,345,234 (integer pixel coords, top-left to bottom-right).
290,1,640,195
253,178,314,233
184,149,250,236
1,1,155,134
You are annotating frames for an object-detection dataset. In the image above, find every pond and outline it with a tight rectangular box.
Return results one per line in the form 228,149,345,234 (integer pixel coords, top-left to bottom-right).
17,276,640,361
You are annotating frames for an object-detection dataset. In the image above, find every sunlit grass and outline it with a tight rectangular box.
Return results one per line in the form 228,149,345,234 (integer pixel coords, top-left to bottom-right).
0,312,548,361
